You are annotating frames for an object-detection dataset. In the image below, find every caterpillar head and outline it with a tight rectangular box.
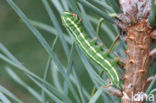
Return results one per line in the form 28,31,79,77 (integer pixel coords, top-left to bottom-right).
62,12,81,27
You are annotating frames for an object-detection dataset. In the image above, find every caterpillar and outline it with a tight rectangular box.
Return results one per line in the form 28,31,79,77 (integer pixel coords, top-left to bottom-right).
61,12,121,88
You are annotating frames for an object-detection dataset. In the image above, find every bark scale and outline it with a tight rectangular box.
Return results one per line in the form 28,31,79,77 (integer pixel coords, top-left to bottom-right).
122,20,153,103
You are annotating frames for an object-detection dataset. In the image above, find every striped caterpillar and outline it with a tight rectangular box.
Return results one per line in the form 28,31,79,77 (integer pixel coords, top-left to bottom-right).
61,12,121,88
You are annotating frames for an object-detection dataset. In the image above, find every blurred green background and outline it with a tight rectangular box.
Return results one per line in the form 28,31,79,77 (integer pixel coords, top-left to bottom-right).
0,0,54,102
0,0,95,102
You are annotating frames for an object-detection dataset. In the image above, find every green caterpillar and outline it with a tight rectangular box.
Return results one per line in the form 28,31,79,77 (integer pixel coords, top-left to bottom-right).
62,12,121,88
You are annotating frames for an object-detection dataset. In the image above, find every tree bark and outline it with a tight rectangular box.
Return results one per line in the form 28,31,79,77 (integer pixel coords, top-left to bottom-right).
122,20,153,103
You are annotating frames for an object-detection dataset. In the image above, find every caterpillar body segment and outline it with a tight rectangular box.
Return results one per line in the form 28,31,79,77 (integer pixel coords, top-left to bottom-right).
62,12,121,88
